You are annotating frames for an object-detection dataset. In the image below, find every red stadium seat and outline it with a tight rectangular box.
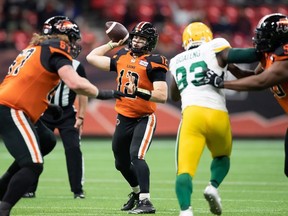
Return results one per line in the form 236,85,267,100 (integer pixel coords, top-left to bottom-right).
207,6,221,24
225,5,239,24
138,3,155,22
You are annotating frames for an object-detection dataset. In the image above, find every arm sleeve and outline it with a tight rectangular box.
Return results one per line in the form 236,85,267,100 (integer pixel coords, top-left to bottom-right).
227,48,262,63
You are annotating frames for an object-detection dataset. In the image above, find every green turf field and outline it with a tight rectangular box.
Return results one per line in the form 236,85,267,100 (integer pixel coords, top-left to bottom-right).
0,138,287,216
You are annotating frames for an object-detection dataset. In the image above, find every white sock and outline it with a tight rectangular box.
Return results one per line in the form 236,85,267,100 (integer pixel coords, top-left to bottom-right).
132,186,140,194
180,206,193,215
139,193,150,201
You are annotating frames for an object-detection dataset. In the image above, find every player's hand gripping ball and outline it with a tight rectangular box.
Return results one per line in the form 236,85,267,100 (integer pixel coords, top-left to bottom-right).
105,21,129,43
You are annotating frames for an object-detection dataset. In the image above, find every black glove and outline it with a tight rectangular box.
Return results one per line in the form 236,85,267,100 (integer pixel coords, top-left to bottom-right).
44,104,63,120
205,70,224,88
196,70,224,88
96,90,125,100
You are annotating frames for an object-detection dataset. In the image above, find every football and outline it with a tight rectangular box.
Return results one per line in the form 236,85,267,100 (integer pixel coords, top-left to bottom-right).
105,21,129,43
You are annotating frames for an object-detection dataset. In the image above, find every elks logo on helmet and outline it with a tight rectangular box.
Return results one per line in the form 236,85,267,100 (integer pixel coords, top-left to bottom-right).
276,18,288,33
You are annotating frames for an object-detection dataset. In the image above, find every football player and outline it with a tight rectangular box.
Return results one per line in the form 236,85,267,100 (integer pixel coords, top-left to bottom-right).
23,59,88,199
199,13,288,179
169,22,259,216
86,21,168,214
0,15,123,216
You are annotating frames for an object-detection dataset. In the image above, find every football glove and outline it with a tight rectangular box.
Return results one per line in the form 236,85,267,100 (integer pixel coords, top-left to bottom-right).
44,104,63,120
96,90,125,100
197,70,224,88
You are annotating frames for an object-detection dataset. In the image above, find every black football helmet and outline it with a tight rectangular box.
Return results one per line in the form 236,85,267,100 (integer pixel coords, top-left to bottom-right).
128,22,159,53
42,16,81,58
253,13,288,53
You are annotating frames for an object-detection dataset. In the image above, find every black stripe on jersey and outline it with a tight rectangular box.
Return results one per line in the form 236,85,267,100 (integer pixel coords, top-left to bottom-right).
145,54,168,82
110,48,130,72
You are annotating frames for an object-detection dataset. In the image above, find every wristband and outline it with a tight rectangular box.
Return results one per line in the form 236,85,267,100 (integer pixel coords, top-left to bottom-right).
96,90,114,99
107,42,114,49
135,88,151,101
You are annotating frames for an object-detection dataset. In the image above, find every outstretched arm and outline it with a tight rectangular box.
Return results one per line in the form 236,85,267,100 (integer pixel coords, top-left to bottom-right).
200,60,288,91
224,60,288,90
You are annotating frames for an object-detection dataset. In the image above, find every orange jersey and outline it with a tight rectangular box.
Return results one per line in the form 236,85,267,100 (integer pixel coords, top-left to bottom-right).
262,44,288,113
0,39,72,123
111,48,168,118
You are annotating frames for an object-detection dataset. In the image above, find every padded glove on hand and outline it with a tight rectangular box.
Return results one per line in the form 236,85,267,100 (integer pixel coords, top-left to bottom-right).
196,70,224,88
44,104,63,120
205,70,224,88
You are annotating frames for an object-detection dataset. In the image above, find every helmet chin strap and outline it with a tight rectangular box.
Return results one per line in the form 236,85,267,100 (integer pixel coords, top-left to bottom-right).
131,41,150,55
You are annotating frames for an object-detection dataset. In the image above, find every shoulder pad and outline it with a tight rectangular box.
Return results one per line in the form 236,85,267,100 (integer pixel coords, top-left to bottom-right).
41,39,72,60
146,54,169,67
209,38,231,53
112,47,129,60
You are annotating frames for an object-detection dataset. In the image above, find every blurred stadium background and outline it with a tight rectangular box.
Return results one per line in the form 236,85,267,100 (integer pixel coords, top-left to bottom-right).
0,0,287,138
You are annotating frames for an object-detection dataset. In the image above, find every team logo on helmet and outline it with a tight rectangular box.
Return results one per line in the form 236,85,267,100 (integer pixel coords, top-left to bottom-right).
253,13,288,52
276,18,288,33
55,20,78,33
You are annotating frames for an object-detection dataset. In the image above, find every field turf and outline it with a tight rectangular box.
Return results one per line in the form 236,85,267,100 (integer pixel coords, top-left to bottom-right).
0,138,287,216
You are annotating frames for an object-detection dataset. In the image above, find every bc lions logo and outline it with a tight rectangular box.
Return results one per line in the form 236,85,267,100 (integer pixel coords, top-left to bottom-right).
55,20,78,33
276,18,288,33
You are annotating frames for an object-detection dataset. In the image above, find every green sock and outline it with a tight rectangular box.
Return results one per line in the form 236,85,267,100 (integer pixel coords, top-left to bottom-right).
175,173,192,210
210,156,230,188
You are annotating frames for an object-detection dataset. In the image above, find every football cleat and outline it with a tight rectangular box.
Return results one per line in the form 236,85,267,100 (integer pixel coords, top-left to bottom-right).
22,192,36,198
204,183,222,215
179,206,193,216
121,192,139,211
128,198,156,214
74,192,85,199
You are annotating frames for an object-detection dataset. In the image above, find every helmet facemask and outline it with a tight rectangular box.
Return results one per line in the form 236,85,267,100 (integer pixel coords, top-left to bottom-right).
252,13,288,53
128,22,159,54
